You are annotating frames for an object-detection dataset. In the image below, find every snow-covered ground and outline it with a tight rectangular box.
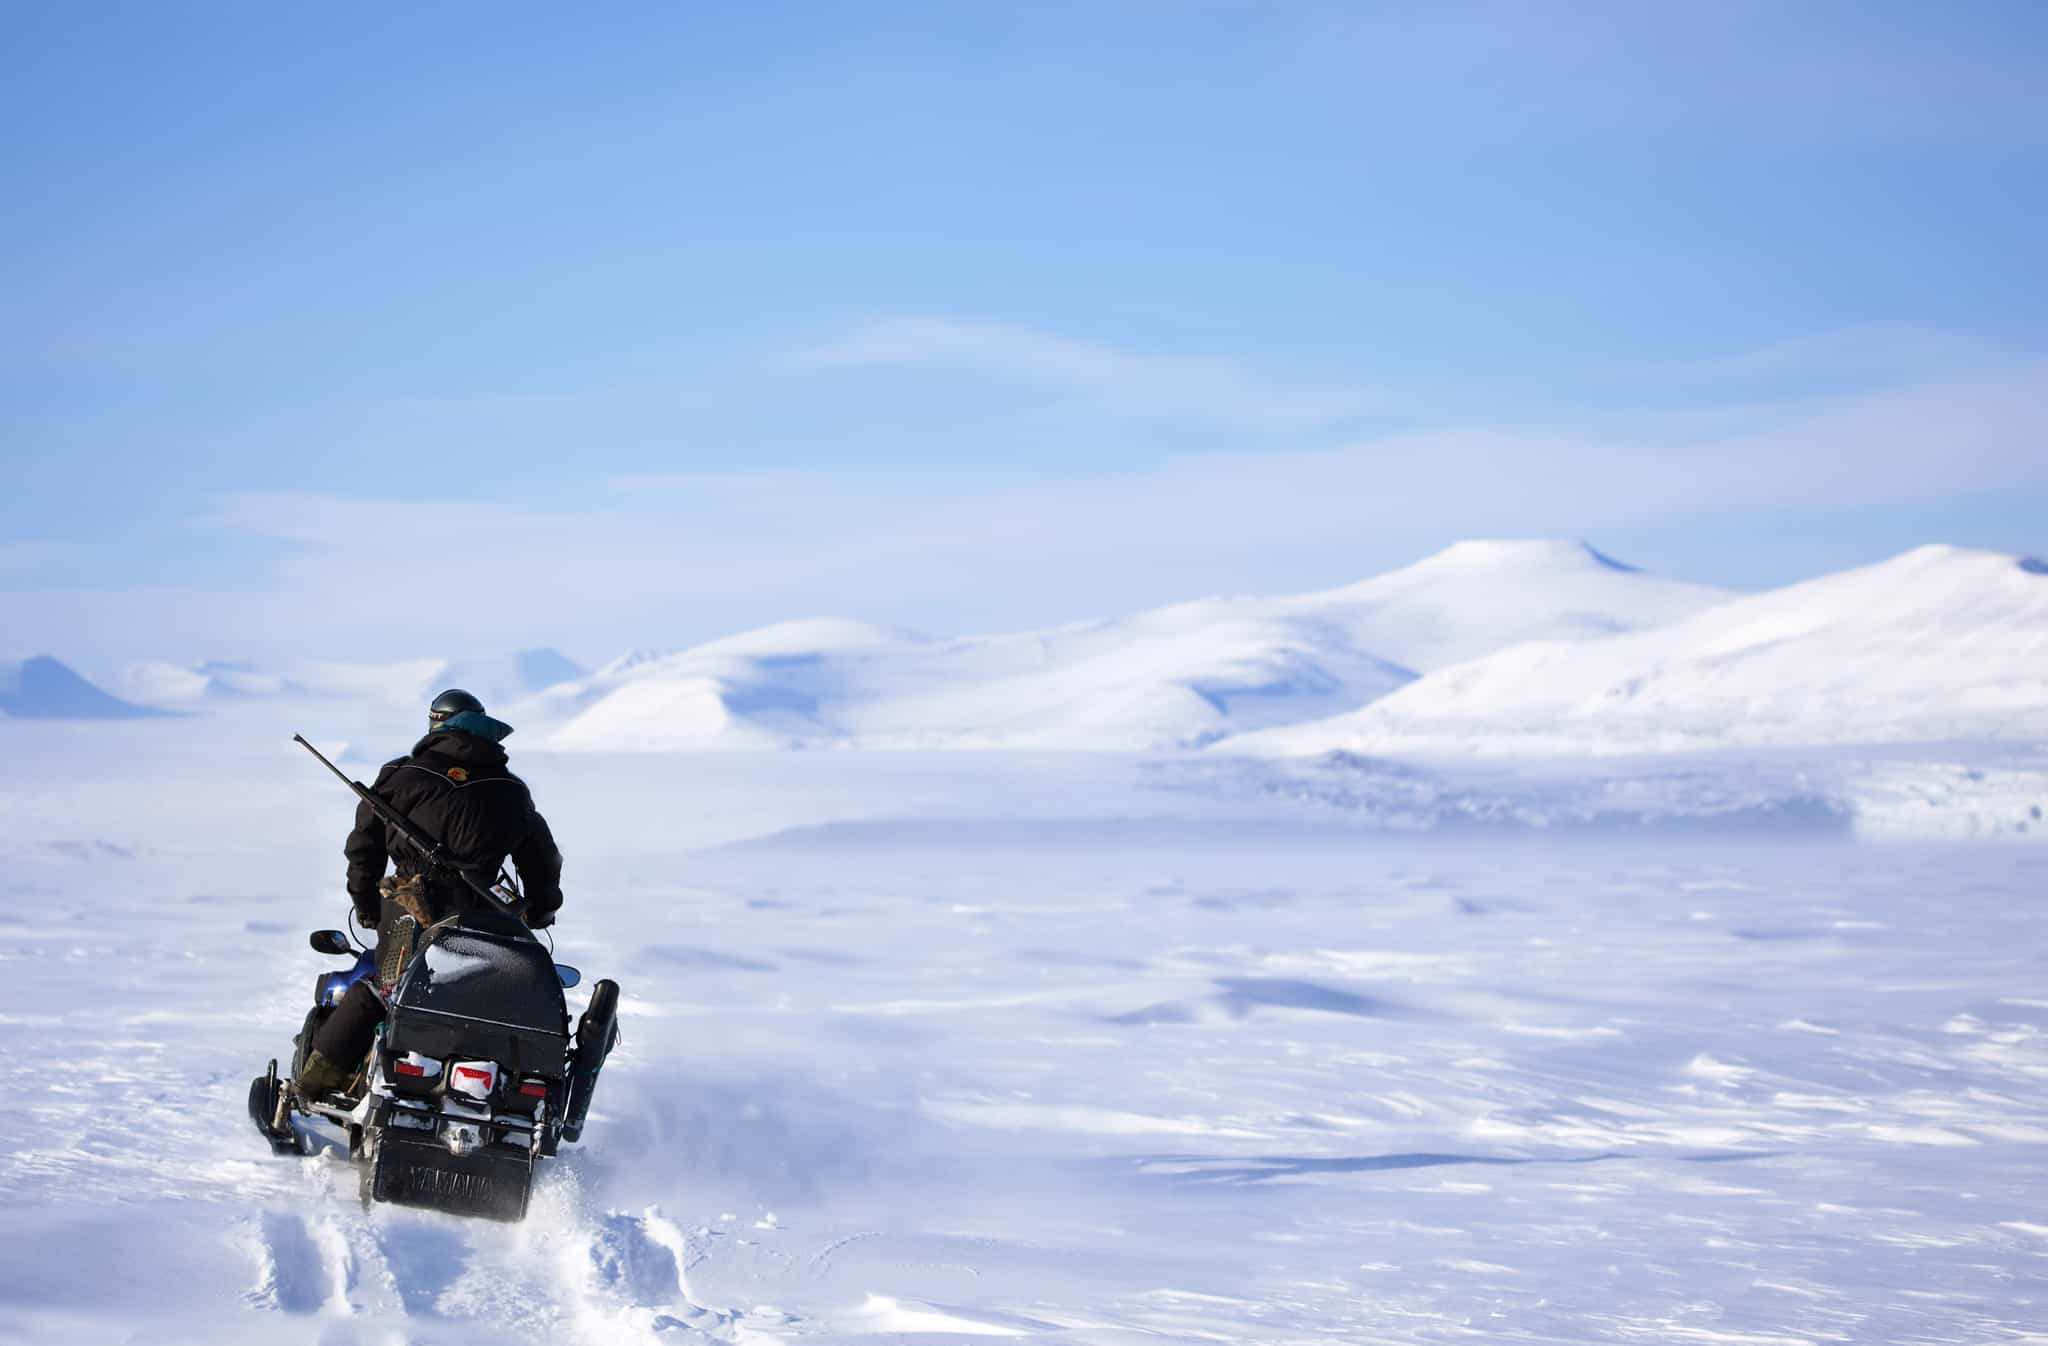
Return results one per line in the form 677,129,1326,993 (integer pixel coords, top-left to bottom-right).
2,715,2045,1344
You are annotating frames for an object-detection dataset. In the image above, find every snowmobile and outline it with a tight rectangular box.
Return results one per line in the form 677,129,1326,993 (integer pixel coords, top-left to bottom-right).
249,914,618,1220
247,735,620,1221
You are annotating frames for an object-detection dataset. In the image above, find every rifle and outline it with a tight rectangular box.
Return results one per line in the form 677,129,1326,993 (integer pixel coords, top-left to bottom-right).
293,734,519,916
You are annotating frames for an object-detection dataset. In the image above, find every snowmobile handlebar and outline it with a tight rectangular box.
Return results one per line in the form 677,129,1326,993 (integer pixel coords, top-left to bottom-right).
293,733,525,920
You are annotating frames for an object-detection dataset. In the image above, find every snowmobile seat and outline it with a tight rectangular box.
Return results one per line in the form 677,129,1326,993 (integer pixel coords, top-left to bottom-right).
383,913,571,1078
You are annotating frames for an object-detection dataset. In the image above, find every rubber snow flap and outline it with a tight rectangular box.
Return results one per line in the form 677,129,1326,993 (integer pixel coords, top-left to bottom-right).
368,1130,533,1221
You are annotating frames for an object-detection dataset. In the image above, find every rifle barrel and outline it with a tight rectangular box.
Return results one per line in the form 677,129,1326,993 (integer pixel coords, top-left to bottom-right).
293,733,509,912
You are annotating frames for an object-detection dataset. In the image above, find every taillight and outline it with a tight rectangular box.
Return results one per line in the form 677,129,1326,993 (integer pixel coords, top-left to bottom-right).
392,1051,442,1079
518,1079,547,1099
448,1061,499,1100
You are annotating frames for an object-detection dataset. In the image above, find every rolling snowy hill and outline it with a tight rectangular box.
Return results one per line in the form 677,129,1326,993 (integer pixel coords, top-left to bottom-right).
0,655,166,719
540,541,1727,751
1240,545,2048,757
77,543,2046,756
115,649,586,711
114,659,298,705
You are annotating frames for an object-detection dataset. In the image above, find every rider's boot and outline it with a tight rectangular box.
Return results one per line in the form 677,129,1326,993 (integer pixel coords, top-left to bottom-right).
293,1049,351,1103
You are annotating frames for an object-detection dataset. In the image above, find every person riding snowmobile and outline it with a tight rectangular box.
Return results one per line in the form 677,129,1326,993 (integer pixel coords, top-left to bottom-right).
295,688,564,1097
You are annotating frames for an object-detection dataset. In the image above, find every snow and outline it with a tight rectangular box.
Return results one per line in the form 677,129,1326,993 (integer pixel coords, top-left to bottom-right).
0,654,163,719
2,712,2047,1344
112,659,293,705
422,940,496,985
1243,545,2048,756
59,540,2046,757
539,540,1723,751
113,649,587,712
2,537,2045,1342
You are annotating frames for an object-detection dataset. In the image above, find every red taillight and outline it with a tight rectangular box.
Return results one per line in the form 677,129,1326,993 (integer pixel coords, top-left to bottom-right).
447,1060,500,1100
519,1081,547,1098
391,1051,442,1081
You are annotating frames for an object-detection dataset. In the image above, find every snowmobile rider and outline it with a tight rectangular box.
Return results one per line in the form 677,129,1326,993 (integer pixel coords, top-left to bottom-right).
296,688,565,1097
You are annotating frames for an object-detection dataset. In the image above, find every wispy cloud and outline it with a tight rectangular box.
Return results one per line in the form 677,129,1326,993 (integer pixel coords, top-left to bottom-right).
797,315,1399,435
125,352,2039,656
1609,323,2003,386
604,469,833,496
11,318,2044,665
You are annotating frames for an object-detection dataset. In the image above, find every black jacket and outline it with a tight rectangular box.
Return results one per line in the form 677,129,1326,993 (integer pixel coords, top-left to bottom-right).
342,730,563,927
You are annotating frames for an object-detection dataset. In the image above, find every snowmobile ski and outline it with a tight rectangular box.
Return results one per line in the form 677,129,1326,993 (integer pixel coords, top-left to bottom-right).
247,1059,302,1156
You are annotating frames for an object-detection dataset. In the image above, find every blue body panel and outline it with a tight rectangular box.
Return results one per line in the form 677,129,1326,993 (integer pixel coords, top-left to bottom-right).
318,949,378,1008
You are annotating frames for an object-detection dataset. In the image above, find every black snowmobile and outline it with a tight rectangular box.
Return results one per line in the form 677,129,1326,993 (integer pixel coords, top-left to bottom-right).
250,914,618,1221
248,736,620,1222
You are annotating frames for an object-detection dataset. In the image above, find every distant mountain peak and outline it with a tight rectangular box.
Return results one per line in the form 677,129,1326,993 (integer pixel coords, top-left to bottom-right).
1580,543,1641,574
1,655,167,720
1409,538,1643,574
508,648,585,691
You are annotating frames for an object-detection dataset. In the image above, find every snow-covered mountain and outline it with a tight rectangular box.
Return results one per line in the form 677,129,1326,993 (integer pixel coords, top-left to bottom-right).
115,659,297,705
65,543,2043,755
541,541,1726,751
1,655,166,719
1239,545,2048,757
115,649,586,711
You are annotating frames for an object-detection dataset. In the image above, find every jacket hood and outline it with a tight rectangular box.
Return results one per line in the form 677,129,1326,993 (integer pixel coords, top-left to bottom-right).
410,727,513,766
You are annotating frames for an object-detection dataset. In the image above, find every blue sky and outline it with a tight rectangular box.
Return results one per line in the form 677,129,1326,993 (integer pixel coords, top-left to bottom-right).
5,1,2046,668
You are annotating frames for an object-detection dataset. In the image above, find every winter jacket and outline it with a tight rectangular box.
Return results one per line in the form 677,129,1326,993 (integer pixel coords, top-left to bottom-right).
342,729,564,927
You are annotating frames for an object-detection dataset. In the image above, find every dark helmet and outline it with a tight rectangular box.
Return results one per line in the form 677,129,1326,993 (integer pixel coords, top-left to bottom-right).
428,688,485,727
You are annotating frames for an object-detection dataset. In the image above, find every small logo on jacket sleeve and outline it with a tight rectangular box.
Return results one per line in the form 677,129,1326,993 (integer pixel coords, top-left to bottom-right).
447,766,469,782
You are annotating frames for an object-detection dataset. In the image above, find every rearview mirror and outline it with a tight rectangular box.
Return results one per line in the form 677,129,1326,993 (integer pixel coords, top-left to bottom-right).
309,930,353,955
555,965,583,989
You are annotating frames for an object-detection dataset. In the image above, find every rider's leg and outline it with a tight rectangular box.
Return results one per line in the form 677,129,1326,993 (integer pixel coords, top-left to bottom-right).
301,979,384,1092
299,887,430,1096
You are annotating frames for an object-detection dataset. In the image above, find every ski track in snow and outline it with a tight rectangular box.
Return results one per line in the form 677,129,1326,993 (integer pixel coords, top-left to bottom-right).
2,730,2047,1343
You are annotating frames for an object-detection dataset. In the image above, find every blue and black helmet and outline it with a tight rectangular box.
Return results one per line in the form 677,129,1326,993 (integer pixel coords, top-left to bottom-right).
428,688,485,728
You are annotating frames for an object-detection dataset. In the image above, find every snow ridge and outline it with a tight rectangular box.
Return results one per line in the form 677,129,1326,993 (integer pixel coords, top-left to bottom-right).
113,648,587,711
539,539,1724,751
1243,544,2048,756
38,540,2048,753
